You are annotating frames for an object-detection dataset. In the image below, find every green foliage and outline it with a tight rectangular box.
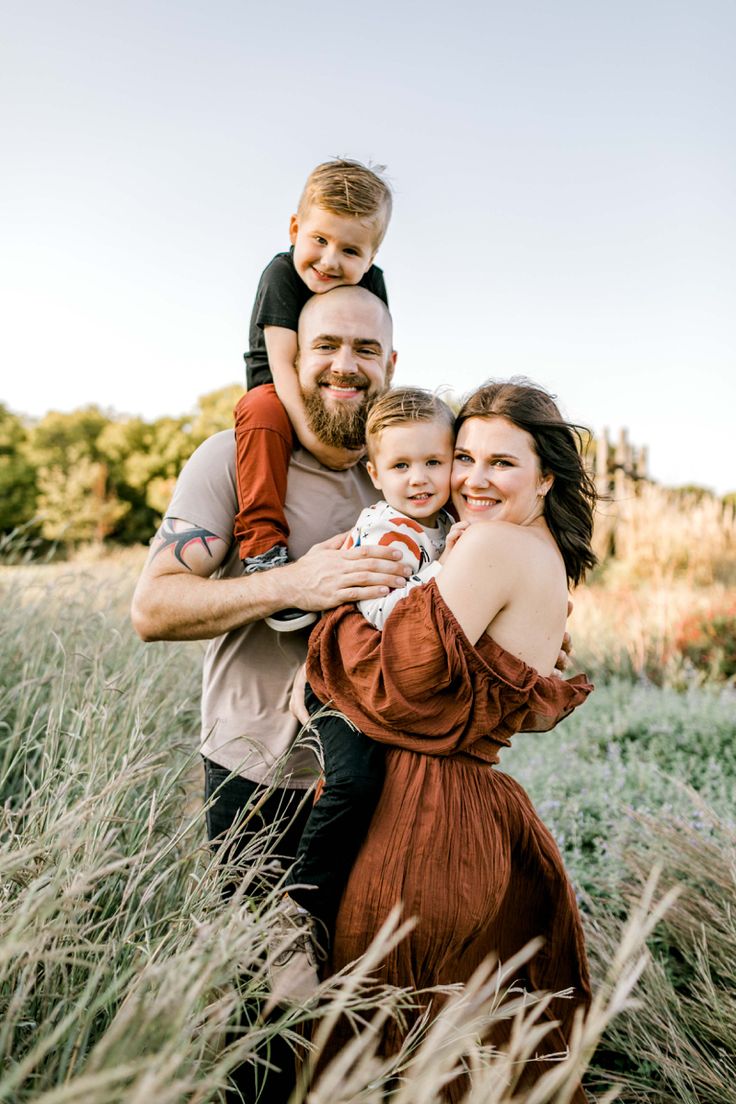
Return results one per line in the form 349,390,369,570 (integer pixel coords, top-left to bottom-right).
0,404,38,531
2,386,242,547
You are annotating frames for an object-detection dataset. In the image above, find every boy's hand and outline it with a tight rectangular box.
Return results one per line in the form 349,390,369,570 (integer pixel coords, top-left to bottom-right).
439,521,470,564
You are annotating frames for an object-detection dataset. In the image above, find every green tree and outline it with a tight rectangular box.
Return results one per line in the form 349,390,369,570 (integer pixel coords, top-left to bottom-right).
0,404,38,531
27,407,129,544
189,383,242,445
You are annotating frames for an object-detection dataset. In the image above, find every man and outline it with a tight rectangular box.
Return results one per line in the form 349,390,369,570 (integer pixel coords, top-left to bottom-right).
131,286,410,1098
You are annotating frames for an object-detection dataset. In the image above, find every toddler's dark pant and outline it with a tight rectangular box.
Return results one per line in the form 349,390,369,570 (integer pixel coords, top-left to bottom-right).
233,384,293,560
203,758,311,1104
287,684,385,934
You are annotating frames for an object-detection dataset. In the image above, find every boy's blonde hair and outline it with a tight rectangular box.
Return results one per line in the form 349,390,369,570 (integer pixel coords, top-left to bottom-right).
365,388,455,461
298,159,393,247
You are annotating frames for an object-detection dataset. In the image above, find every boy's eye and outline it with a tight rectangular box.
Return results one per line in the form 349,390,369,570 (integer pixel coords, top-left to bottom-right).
314,236,327,245
393,462,408,470
344,247,359,256
427,459,441,467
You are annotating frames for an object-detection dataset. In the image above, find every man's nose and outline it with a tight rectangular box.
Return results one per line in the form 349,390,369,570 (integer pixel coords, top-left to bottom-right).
330,343,354,372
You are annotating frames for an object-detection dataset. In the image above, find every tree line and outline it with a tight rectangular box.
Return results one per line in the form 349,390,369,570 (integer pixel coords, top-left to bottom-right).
2,388,733,553
0,386,242,548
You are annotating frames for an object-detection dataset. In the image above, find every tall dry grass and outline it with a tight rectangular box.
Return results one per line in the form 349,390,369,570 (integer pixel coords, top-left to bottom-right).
594,485,736,588
0,557,682,1102
587,793,736,1103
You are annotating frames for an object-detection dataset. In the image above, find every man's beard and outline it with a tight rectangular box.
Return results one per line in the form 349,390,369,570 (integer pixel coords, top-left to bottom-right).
302,374,386,449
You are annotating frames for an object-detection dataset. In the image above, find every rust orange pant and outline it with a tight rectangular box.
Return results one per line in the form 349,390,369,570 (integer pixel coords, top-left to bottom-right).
233,384,294,560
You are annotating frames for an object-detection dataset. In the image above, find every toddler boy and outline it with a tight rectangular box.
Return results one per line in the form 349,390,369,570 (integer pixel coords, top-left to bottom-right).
272,390,464,1001
234,159,392,630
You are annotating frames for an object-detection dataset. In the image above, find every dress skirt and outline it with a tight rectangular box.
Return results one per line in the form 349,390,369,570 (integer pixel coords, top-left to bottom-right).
306,579,593,1100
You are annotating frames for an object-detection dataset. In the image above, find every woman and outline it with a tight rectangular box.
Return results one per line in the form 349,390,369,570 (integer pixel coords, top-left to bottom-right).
306,380,597,1099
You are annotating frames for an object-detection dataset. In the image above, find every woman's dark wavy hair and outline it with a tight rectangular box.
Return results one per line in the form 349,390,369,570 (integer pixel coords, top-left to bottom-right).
455,379,598,586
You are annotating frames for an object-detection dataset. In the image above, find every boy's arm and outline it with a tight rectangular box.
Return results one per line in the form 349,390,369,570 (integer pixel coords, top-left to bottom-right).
131,517,412,642
264,326,365,470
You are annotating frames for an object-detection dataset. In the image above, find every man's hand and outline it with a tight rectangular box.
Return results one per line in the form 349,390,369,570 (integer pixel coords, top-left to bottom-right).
289,663,311,726
131,521,411,642
284,532,411,611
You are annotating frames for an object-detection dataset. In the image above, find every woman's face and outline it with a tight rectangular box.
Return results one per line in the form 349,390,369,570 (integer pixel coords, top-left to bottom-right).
451,415,553,526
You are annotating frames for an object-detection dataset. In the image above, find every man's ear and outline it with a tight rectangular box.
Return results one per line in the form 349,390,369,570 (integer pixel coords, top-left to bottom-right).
366,460,382,491
384,350,397,387
289,214,299,245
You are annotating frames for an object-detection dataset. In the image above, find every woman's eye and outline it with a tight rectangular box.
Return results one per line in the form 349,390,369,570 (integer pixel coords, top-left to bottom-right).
454,453,472,463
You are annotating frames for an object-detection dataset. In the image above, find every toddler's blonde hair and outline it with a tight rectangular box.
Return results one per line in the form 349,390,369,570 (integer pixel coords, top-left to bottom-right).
365,388,455,461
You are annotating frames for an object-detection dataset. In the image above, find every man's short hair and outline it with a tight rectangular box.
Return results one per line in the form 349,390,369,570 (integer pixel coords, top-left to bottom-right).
297,159,393,247
365,388,455,460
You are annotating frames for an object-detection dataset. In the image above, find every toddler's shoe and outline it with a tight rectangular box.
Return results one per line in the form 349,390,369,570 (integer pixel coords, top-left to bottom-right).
243,544,317,631
242,543,289,573
265,894,327,1009
265,608,318,632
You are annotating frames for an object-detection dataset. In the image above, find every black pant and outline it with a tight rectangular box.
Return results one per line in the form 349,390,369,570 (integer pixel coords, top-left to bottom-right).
287,684,385,933
203,758,312,1104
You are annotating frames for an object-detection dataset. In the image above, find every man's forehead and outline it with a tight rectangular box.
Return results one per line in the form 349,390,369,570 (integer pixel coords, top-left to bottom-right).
309,331,384,348
300,297,389,345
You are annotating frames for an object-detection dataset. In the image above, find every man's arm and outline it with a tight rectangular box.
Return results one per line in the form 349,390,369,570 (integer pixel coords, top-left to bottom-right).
130,517,410,642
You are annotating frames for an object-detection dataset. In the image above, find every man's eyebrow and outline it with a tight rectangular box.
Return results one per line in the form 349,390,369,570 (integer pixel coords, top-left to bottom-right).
351,337,383,349
311,333,342,345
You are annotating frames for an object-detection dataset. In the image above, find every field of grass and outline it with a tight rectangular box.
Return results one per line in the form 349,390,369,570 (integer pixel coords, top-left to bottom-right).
1,550,734,1102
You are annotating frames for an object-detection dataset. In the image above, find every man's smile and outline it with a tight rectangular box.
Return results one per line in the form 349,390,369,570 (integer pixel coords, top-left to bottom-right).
318,373,368,399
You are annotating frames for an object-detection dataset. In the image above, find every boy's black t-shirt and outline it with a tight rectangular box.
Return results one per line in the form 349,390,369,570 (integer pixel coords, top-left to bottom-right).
244,248,389,389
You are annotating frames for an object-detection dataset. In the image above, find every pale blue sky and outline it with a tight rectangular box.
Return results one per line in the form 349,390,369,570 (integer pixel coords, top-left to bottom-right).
3,0,735,492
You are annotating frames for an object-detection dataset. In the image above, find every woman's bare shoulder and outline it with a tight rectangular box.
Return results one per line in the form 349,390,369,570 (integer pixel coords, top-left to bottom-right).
454,520,546,556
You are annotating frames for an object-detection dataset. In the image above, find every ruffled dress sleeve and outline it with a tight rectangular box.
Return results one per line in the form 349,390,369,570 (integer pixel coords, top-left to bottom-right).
306,578,593,763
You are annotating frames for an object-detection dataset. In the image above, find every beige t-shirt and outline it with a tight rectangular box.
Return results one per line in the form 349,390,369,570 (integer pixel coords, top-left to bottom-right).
167,430,378,788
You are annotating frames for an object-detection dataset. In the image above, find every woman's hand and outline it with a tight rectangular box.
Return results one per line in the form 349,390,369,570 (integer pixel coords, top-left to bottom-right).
552,599,574,676
439,521,470,564
289,663,311,726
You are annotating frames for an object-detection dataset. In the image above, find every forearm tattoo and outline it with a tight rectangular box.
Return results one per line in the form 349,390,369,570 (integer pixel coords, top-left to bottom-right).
151,519,223,570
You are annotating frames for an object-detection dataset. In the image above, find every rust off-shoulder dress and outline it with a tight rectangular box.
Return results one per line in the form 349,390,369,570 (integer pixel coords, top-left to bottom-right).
306,579,593,1100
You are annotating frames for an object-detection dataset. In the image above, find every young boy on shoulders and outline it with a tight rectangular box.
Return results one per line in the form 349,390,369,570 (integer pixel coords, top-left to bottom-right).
234,159,392,629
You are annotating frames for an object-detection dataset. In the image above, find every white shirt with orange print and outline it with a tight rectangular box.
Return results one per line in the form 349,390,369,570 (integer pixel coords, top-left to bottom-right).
343,500,454,630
